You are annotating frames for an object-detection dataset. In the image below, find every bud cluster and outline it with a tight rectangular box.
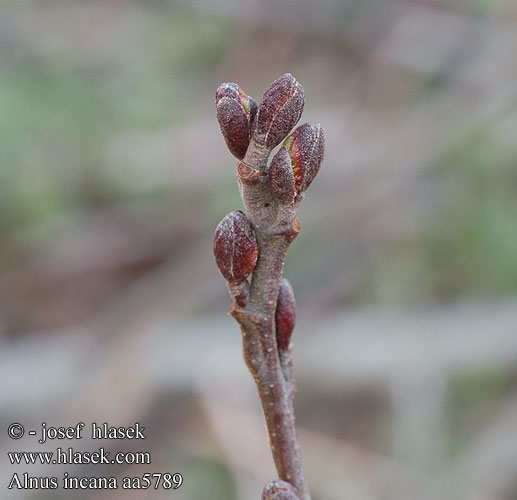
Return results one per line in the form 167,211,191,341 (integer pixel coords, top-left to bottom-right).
213,73,323,337
216,73,324,203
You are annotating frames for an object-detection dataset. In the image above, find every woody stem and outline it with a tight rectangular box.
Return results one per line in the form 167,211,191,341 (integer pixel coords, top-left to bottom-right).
227,139,310,500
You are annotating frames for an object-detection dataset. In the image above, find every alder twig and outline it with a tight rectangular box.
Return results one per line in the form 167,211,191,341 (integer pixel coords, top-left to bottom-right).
213,74,325,500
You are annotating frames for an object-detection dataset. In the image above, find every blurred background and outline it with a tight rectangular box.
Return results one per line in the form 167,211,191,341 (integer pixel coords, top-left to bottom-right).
1,0,517,499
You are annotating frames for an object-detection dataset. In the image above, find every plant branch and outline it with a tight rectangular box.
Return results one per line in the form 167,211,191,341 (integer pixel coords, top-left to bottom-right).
215,73,324,500
227,139,310,500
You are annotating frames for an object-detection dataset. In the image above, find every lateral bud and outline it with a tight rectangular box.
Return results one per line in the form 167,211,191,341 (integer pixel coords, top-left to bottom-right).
275,278,297,350
262,480,301,500
216,83,258,160
269,122,325,204
255,73,305,149
213,210,259,283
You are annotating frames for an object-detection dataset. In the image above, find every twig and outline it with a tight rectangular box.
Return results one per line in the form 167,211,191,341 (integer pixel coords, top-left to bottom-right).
213,74,324,500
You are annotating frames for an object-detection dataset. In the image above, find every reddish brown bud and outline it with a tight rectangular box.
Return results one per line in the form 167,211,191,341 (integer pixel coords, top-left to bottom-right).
269,122,324,203
275,278,297,350
216,83,258,160
256,73,305,149
288,122,325,192
262,480,301,500
269,147,296,204
213,210,258,282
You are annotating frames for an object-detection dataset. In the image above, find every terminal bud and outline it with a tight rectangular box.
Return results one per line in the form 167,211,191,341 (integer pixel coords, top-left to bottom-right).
216,83,258,159
213,210,258,282
275,278,297,350
269,123,325,204
256,73,305,149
